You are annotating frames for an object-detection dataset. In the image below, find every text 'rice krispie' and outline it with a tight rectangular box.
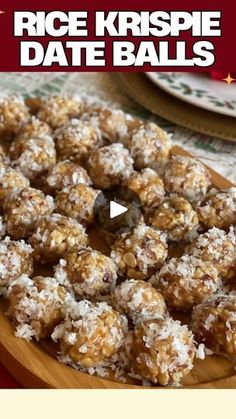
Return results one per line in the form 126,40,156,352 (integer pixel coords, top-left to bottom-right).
111,225,168,280
7,275,70,341
163,155,211,203
29,213,88,264
87,143,134,189
54,247,117,299
126,317,196,386
149,196,199,242
151,255,220,312
192,294,236,357
52,300,128,370
111,279,167,325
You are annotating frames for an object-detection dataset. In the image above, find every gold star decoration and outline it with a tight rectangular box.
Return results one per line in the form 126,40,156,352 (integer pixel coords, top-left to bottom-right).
222,73,236,85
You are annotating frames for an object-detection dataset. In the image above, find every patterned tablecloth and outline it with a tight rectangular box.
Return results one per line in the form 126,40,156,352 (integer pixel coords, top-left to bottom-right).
0,71,235,387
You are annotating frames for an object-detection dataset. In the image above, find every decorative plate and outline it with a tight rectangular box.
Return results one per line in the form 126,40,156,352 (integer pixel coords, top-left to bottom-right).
146,72,236,118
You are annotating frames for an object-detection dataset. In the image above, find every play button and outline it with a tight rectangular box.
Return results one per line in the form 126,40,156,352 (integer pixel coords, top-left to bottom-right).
93,186,142,234
110,201,128,219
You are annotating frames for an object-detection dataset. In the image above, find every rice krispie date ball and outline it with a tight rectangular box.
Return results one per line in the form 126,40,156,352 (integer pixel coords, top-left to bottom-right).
16,117,51,141
149,196,199,242
151,255,220,312
196,187,236,230
55,119,103,165
45,160,91,194
29,214,88,264
37,95,84,129
192,294,236,357
54,248,117,299
0,145,9,163
0,96,30,140
52,300,128,369
111,279,167,325
128,122,172,174
55,183,99,225
4,187,54,239
0,237,33,297
0,165,29,207
124,168,165,213
97,108,139,145
186,227,236,279
10,134,56,181
126,318,196,385
87,143,134,189
111,225,168,280
163,155,211,203
7,275,70,341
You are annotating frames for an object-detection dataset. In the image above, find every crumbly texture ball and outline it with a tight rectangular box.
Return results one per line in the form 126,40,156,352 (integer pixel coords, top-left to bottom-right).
197,187,236,230
54,248,117,299
111,279,167,325
0,216,6,239
16,117,51,141
37,95,84,129
88,143,134,189
128,122,172,174
52,300,128,369
0,237,33,297
10,134,56,181
0,165,30,207
149,196,199,242
0,96,30,140
4,187,54,239
98,108,139,144
124,168,165,213
55,183,99,225
127,318,196,385
186,227,236,279
55,119,103,165
29,214,88,264
0,145,9,163
45,160,91,194
7,275,70,341
111,225,168,280
163,155,211,203
192,295,236,357
151,255,220,312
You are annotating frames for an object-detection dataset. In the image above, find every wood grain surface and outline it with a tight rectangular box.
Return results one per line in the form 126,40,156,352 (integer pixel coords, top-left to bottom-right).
0,146,235,389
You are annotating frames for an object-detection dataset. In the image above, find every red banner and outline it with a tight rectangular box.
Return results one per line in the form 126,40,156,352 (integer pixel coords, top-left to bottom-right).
0,1,235,71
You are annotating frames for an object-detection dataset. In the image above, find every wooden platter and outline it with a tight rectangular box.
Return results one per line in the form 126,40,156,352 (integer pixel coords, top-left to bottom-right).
112,73,236,143
0,145,235,389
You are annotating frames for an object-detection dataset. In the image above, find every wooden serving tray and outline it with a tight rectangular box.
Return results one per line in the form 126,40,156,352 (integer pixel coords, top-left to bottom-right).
0,146,235,389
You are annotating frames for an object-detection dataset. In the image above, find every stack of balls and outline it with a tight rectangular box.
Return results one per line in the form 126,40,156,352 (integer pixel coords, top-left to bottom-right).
0,94,235,387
